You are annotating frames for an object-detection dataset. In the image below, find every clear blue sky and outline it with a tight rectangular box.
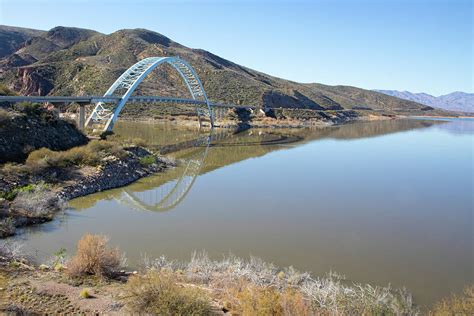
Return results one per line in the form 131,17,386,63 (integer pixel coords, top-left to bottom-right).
0,0,472,96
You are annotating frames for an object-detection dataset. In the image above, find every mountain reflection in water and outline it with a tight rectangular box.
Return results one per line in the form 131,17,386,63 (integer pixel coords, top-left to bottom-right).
13,118,473,309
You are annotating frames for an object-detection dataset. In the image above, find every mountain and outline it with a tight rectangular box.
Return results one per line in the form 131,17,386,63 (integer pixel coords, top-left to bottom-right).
376,90,474,113
0,25,451,116
0,25,46,59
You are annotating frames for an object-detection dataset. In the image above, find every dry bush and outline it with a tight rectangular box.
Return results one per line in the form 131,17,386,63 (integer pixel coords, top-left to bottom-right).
431,285,474,315
11,182,61,217
25,140,127,172
122,271,213,315
280,288,312,316
224,281,311,316
0,217,15,237
0,241,23,260
144,252,418,315
0,108,12,125
66,234,121,278
236,285,283,316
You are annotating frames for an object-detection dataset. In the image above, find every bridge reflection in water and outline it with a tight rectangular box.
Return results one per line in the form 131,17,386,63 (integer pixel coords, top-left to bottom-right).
108,125,305,212
116,132,212,212
69,118,444,212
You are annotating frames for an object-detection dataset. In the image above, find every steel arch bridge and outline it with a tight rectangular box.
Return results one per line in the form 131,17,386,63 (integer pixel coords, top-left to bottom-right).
85,56,214,132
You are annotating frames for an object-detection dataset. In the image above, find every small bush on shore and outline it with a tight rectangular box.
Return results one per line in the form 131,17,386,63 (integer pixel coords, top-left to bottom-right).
431,285,474,315
122,271,213,315
139,154,156,166
0,217,15,237
24,139,127,171
11,182,59,218
67,234,121,279
144,252,418,315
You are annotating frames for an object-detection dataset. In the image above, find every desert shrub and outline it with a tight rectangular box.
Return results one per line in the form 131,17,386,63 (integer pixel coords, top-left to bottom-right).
88,139,127,159
25,140,127,171
80,288,92,299
1,162,30,176
144,252,418,315
139,154,156,166
0,217,15,237
25,147,55,169
0,84,15,96
431,285,474,315
237,285,283,316
66,234,121,279
0,190,17,201
14,102,42,115
0,108,12,125
0,241,23,260
122,271,213,315
280,288,312,316
225,283,310,316
11,182,60,218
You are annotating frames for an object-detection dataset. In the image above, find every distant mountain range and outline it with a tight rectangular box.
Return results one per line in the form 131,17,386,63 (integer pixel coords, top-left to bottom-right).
0,24,453,116
375,90,474,113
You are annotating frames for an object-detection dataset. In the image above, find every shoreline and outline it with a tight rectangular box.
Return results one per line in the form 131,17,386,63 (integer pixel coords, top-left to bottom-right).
0,145,175,238
1,113,465,239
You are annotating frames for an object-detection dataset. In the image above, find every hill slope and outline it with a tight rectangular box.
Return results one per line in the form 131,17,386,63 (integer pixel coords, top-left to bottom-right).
376,90,474,113
0,25,449,116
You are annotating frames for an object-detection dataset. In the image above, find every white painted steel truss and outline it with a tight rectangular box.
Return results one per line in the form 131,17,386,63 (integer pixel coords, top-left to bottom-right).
85,57,214,132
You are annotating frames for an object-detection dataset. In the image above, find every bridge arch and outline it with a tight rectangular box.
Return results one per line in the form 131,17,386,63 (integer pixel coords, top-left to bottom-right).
116,133,211,212
85,57,214,132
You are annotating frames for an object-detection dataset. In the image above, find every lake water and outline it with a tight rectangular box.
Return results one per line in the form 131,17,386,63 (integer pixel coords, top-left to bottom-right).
11,118,474,308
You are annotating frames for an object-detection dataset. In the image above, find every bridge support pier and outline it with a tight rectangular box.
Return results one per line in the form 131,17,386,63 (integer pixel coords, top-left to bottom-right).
78,103,86,129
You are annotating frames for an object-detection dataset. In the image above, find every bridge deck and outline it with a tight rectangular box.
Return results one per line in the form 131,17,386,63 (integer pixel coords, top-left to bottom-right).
0,96,255,109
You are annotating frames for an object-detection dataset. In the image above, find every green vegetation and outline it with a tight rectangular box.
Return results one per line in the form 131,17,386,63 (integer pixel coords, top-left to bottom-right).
123,271,213,315
0,182,48,202
66,233,121,279
139,154,156,166
0,83,15,96
79,288,92,299
51,247,67,271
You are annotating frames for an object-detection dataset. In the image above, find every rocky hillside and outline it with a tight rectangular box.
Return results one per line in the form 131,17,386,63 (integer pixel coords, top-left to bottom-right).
0,87,88,163
376,90,474,113
0,25,448,115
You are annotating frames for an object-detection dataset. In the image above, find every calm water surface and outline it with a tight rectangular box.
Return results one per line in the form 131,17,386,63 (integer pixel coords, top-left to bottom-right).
12,118,474,308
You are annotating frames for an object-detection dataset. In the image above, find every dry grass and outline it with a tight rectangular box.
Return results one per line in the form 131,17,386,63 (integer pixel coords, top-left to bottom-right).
10,182,62,217
143,252,418,315
0,241,23,260
0,108,12,125
431,285,474,315
22,139,127,173
0,217,15,237
225,282,311,316
66,234,121,279
122,270,213,315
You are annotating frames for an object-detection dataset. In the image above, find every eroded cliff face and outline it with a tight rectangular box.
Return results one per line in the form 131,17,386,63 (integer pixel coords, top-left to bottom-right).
14,66,55,96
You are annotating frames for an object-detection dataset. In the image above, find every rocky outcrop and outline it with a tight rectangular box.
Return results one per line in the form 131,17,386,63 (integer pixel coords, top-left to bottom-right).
59,148,174,200
14,66,55,95
0,107,88,163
